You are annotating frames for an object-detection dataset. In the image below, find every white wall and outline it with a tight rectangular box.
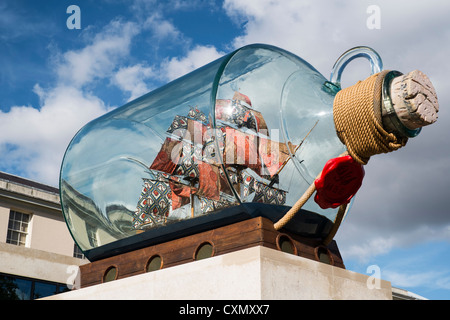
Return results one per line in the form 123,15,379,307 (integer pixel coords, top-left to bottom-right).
0,204,10,244
29,208,75,257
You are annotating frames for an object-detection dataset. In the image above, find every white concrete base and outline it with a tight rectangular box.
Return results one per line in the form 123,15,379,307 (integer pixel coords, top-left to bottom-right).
0,242,87,284
43,246,392,300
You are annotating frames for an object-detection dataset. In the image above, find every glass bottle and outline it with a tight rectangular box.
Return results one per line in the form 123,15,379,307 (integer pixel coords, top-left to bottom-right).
60,44,384,260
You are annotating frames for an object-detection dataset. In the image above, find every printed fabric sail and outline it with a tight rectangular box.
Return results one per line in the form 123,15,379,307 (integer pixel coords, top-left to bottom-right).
132,92,296,230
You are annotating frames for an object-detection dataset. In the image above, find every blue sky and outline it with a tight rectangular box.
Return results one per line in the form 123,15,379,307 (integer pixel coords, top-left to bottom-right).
1,0,450,299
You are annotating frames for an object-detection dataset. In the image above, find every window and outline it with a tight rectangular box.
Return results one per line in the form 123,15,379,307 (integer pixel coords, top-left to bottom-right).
73,243,85,259
33,281,58,300
276,234,296,255
194,242,214,261
315,246,334,265
103,266,118,283
146,255,162,272
0,273,70,300
6,210,30,246
0,275,32,300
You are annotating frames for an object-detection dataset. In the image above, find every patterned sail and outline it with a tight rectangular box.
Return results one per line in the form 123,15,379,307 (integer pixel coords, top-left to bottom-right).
132,92,296,230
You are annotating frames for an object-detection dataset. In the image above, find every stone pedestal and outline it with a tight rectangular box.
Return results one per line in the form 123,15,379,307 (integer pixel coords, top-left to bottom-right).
44,246,392,300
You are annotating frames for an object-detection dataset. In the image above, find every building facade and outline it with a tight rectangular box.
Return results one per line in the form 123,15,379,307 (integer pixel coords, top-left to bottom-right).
0,172,87,300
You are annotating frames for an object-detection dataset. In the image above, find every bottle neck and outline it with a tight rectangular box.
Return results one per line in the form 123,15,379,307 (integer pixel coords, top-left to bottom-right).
380,70,421,138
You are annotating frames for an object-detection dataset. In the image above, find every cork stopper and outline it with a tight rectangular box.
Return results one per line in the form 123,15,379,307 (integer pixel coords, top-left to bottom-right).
382,70,439,136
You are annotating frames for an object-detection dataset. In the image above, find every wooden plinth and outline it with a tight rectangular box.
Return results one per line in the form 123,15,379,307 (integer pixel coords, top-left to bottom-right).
80,217,345,288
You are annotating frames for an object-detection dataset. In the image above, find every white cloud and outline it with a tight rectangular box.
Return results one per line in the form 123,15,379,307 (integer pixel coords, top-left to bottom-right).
161,44,225,81
337,219,450,264
0,19,143,185
384,269,450,290
113,64,155,101
339,235,395,263
223,0,450,77
56,19,140,88
143,12,184,42
0,85,112,185
223,0,366,69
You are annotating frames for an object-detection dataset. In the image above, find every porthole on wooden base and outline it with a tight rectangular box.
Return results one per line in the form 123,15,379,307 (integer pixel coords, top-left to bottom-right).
146,255,163,272
194,241,215,261
314,246,334,266
276,234,297,255
103,266,118,283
